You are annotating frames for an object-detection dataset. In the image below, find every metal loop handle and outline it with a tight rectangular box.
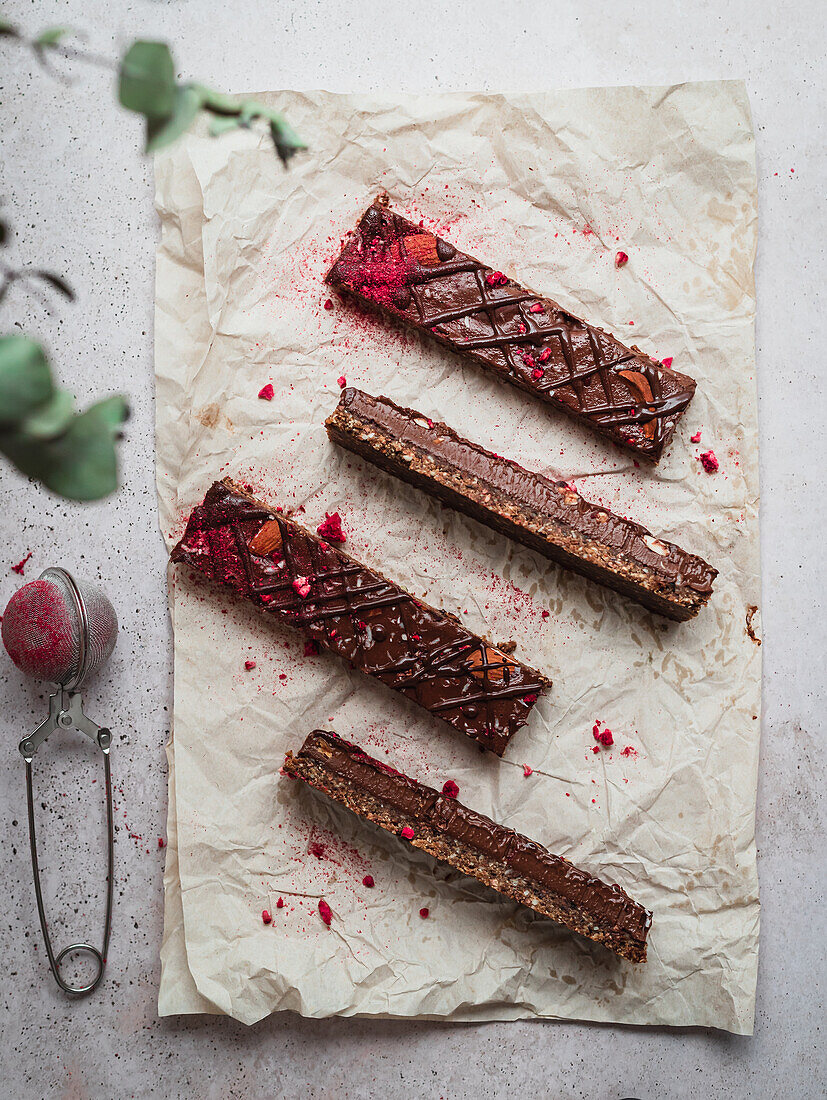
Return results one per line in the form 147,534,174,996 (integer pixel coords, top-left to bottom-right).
25,735,114,996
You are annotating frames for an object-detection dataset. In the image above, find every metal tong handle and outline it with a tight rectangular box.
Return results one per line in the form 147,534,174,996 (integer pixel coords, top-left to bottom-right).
21,690,114,996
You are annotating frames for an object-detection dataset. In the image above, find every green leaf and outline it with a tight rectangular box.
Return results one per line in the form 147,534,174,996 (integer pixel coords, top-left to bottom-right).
0,395,128,501
18,388,74,439
118,40,176,119
0,18,18,37
146,84,203,152
269,115,306,166
208,115,242,137
34,26,71,47
0,336,54,424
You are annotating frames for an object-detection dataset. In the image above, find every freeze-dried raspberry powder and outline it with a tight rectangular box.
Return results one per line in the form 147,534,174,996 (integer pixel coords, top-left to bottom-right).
11,552,32,576
441,780,459,799
362,875,375,888
258,383,274,401
400,826,415,840
316,512,346,543
309,841,326,859
318,898,332,926
700,450,719,474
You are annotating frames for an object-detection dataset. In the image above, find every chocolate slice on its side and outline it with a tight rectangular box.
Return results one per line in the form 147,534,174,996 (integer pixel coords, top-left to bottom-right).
285,729,652,963
171,479,549,755
326,388,717,621
325,193,696,463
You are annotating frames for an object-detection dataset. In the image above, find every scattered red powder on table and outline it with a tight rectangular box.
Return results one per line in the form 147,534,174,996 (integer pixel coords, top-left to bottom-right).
615,251,629,268
258,383,274,401
522,763,533,777
700,450,719,474
261,909,272,925
316,512,346,543
244,659,256,670
691,430,702,443
362,875,375,888
621,746,638,759
441,780,459,799
11,552,32,575
419,907,429,919
400,826,415,840
309,841,326,859
318,898,332,926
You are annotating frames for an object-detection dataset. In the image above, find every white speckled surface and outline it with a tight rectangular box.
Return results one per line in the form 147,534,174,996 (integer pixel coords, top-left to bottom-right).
0,2,823,1097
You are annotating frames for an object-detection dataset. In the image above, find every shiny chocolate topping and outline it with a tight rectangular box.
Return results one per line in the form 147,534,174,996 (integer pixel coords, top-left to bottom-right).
292,729,652,944
326,195,696,462
334,388,716,595
171,479,549,754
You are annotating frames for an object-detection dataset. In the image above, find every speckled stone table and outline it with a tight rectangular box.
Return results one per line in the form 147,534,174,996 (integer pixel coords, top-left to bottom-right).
0,2,823,1097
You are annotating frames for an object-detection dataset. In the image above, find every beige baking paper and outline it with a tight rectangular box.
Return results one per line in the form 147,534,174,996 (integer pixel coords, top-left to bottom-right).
154,83,760,1032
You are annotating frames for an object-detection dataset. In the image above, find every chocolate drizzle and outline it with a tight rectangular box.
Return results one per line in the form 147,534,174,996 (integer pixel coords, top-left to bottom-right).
326,195,697,462
171,479,550,755
327,389,717,615
286,729,652,956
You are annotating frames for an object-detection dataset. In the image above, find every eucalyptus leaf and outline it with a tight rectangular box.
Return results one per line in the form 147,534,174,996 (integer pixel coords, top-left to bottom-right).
208,115,242,137
119,40,176,119
146,84,203,152
269,115,306,166
18,388,74,439
0,394,128,500
0,18,18,37
34,26,71,47
0,336,54,424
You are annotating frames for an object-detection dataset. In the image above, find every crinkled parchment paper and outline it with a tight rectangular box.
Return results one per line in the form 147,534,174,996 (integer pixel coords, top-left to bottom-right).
154,83,760,1031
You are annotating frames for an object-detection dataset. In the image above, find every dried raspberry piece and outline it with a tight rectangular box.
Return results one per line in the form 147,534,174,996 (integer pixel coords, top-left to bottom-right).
158,837,166,849
11,552,32,575
592,722,602,741
599,728,614,747
244,659,256,670
419,907,429,919
615,251,629,268
522,763,533,777
523,353,536,368
362,874,375,888
260,594,274,604
485,270,507,287
292,576,312,598
318,898,332,926
309,841,325,858
592,745,600,754
541,610,549,620
262,909,272,925
304,640,319,656
532,368,544,380
316,511,346,543
661,357,673,369
337,375,346,388
538,348,552,363
258,383,274,401
400,826,415,840
524,693,538,704
517,322,526,334
690,430,702,444
529,302,545,313
700,450,719,474
323,299,333,311
276,897,284,909
441,780,459,799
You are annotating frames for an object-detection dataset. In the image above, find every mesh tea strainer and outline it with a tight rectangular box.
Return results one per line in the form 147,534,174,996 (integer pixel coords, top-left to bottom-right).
2,567,117,995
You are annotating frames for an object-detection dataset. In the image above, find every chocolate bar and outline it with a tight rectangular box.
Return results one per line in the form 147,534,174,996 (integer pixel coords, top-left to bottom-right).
171,479,549,755
285,729,652,962
327,389,717,621
326,194,696,462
